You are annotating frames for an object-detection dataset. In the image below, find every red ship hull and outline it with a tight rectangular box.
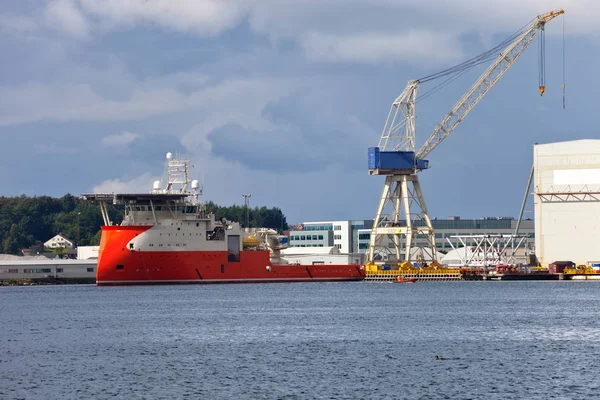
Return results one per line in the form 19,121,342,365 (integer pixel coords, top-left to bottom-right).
96,226,365,286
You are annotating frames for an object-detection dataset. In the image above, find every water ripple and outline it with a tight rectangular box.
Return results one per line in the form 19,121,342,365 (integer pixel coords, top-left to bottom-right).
1,282,600,398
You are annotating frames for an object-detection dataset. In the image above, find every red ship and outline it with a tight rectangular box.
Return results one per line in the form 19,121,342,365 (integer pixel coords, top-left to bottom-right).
83,153,365,286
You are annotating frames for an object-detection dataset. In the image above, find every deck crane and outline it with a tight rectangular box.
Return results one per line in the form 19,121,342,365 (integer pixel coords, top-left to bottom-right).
367,9,564,265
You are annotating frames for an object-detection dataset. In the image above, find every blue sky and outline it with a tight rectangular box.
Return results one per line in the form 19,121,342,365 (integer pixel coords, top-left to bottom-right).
0,1,597,223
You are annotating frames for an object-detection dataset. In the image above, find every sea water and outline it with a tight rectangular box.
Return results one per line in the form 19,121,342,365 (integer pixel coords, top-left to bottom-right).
2,281,600,399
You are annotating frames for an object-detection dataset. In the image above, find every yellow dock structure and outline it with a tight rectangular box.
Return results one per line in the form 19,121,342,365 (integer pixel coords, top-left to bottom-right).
364,262,462,282
563,265,600,280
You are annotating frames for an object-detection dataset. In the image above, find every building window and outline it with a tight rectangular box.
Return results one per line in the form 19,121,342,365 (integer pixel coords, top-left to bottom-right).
358,233,370,240
318,235,323,240
312,235,317,240
334,234,342,240
301,235,306,240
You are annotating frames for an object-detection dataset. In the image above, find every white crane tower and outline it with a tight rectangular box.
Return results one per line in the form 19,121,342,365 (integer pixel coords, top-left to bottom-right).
368,9,564,265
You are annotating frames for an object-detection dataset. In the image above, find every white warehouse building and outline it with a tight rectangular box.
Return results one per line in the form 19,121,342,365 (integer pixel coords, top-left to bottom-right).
534,140,600,266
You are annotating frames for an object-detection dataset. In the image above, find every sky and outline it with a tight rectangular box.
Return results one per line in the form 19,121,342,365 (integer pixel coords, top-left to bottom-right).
0,0,598,223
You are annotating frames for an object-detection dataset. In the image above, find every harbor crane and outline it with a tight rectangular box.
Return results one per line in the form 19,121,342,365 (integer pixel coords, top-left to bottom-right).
367,9,565,265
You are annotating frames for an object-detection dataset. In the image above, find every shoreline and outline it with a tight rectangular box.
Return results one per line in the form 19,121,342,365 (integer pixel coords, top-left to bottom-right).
0,277,96,286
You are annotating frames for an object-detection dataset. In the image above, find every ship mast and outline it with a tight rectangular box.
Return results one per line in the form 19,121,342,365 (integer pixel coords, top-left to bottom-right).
159,152,202,205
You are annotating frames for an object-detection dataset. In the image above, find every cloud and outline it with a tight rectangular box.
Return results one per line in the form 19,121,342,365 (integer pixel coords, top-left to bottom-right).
0,14,38,34
206,86,376,172
91,172,158,193
102,131,140,147
28,0,592,66
76,0,247,37
0,83,182,126
300,30,463,65
44,0,89,39
0,77,296,127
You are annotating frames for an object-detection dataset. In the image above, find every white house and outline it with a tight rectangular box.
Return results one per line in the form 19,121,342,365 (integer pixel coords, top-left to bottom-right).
44,234,74,249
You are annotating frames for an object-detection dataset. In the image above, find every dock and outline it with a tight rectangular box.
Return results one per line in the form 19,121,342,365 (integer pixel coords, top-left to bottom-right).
364,267,462,282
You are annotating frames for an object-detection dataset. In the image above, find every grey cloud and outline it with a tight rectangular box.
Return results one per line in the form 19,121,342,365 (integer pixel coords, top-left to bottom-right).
207,87,375,172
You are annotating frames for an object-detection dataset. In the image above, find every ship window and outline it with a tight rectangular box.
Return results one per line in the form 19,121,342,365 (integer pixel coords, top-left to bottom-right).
177,227,180,231
87,268,94,272
56,268,63,273
116,265,124,270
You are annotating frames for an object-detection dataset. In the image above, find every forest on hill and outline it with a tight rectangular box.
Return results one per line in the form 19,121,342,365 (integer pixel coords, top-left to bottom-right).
0,195,288,255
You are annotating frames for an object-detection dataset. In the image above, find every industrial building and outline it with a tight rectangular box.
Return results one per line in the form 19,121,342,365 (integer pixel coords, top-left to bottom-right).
534,140,600,266
288,220,373,253
0,258,96,280
289,217,534,261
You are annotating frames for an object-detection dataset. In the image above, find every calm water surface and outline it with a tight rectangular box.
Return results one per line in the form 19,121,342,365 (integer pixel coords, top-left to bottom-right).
2,281,600,399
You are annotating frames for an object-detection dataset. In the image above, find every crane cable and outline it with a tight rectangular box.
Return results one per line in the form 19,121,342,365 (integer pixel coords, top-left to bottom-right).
562,13,566,109
538,25,546,96
416,17,536,102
